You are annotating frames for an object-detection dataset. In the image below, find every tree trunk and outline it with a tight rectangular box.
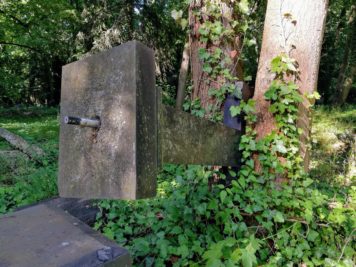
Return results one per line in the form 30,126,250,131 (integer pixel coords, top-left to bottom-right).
176,42,190,110
334,5,355,105
253,0,328,170
49,56,63,106
189,0,244,114
340,65,355,104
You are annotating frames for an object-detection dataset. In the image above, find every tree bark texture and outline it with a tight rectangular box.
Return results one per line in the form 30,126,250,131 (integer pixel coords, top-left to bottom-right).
334,5,355,105
253,0,328,170
189,0,244,113
176,42,190,109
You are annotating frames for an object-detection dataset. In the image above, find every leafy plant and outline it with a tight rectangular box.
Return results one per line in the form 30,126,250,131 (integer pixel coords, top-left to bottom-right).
95,13,355,264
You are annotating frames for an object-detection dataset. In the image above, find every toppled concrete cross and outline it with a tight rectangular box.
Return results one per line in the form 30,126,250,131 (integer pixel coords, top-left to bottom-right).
59,41,240,200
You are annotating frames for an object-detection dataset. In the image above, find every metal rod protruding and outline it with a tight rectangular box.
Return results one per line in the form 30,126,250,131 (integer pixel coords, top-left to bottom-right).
64,116,101,128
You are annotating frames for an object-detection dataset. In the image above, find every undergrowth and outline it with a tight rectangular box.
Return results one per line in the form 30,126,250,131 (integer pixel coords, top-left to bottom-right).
93,70,355,267
0,106,354,265
0,107,59,213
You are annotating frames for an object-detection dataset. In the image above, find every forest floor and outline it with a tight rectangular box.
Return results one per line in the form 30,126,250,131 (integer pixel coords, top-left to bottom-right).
0,105,355,214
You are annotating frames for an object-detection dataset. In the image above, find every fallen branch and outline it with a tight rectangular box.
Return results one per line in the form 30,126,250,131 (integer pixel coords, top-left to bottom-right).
0,127,44,160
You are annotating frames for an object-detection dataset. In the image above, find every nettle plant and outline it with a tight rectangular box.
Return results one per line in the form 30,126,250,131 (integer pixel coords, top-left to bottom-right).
95,2,355,266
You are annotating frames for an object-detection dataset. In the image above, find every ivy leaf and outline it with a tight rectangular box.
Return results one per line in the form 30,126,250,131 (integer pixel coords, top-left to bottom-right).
271,56,283,73
198,48,210,60
307,230,319,242
282,56,298,72
303,178,314,188
244,75,252,81
230,105,242,117
206,259,223,267
177,245,189,258
203,242,224,265
240,169,250,177
199,27,209,36
220,190,227,203
275,140,287,154
231,248,242,261
273,211,285,223
243,99,256,113
241,238,259,267
203,64,213,74
265,87,277,100
134,238,150,255
171,10,183,21
180,18,188,29
239,177,246,189
241,250,254,267
238,0,249,14
229,170,237,177
212,23,223,35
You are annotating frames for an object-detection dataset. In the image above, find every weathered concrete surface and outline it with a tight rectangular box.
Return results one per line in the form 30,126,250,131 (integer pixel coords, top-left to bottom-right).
0,203,131,267
59,41,157,200
160,105,240,166
35,197,99,226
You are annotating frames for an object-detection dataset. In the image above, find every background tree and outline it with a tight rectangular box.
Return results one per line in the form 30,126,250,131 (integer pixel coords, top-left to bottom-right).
0,0,79,105
319,0,355,104
332,4,355,105
0,0,186,106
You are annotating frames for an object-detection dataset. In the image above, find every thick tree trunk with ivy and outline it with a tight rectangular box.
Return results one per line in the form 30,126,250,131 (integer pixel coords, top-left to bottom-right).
189,0,244,116
253,0,328,170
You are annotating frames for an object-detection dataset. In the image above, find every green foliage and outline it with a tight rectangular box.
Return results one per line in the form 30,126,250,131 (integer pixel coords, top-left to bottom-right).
0,107,59,213
0,0,80,105
310,105,355,186
95,40,355,265
0,0,186,106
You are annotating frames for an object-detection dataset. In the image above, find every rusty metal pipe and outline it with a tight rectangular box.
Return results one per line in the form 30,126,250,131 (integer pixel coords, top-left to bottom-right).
64,116,101,128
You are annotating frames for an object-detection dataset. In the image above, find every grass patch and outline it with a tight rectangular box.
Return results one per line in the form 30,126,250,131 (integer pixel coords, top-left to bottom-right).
0,106,59,213
310,105,355,186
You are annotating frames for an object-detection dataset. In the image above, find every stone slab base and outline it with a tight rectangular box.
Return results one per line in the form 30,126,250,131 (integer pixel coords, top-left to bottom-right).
0,201,131,267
